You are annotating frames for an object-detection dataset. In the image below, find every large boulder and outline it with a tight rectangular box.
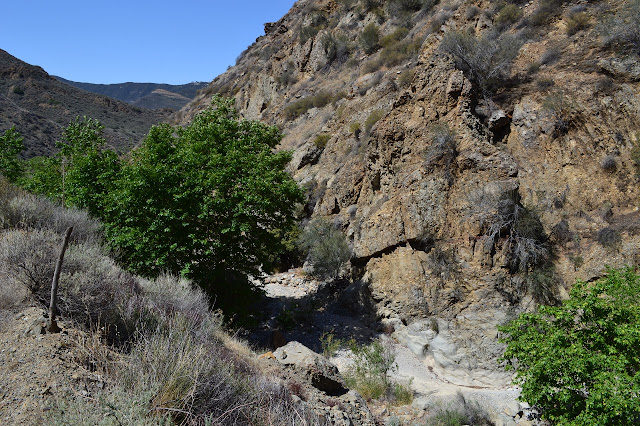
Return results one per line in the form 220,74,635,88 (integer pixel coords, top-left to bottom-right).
273,341,348,395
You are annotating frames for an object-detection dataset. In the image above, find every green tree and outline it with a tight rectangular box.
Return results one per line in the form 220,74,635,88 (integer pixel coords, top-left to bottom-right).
0,127,25,182
499,267,640,425
17,117,120,214
103,96,304,286
58,117,121,216
298,217,351,279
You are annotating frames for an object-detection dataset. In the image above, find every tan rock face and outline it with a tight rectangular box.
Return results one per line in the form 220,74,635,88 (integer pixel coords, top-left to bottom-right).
179,0,640,376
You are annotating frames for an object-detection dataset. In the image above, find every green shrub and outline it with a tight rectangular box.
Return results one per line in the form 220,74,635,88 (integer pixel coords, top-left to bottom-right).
320,331,346,357
362,57,384,74
566,11,590,36
349,122,362,138
314,133,331,149
543,89,574,137
530,0,564,26
332,90,348,105
364,109,385,133
11,86,24,95
380,41,420,67
345,339,396,400
360,23,380,53
322,33,352,64
499,267,640,425
380,27,410,47
285,98,315,120
439,30,522,93
312,90,332,108
297,217,351,279
495,4,523,28
398,68,416,87
596,227,622,249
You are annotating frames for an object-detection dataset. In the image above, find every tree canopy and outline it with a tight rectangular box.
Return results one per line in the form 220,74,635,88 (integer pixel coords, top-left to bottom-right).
102,96,304,285
0,127,25,182
499,267,640,425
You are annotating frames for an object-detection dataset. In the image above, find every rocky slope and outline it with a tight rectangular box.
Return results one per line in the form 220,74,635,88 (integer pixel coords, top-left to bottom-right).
179,0,640,385
54,77,208,110
0,49,172,157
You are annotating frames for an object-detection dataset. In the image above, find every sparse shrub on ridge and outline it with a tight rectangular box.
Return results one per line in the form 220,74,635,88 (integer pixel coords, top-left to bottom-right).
439,29,523,93
360,23,381,54
364,109,385,134
566,11,590,36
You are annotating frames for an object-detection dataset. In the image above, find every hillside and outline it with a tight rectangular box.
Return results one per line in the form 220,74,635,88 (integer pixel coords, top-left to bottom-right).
179,0,640,387
0,49,172,157
54,77,208,110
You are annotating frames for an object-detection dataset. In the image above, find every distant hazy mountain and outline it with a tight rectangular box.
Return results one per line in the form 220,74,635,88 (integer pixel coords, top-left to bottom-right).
55,77,208,110
0,48,172,157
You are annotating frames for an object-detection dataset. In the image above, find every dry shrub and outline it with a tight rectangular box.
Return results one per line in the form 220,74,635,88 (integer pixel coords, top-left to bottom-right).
0,183,102,245
120,313,322,425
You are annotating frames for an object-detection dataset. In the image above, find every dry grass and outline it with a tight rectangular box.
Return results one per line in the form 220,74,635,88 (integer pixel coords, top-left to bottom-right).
0,178,325,425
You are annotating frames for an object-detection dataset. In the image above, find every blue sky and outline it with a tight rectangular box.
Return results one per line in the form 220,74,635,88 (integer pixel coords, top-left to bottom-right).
1,1,297,84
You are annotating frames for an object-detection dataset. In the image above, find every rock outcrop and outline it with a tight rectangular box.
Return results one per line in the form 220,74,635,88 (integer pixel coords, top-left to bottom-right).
179,0,640,385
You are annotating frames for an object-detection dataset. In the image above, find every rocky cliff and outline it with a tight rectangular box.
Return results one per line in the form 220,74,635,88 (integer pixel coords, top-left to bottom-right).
179,0,640,385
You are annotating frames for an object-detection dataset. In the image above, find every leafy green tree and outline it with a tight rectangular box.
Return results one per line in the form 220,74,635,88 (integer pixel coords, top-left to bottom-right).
58,117,121,216
17,117,120,214
103,96,304,286
298,217,351,279
499,267,640,425
0,127,25,182
19,156,63,201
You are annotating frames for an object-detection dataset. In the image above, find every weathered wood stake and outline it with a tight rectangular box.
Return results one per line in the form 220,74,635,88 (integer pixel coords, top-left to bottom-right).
47,226,73,333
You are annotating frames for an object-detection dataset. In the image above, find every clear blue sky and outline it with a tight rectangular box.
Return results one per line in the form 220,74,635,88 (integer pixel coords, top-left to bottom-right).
1,1,297,85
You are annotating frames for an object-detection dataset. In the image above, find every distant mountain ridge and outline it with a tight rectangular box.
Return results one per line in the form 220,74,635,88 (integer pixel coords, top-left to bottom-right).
55,77,208,110
0,48,171,157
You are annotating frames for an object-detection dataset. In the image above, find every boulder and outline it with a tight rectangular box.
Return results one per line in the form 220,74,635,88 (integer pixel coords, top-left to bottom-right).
273,341,348,395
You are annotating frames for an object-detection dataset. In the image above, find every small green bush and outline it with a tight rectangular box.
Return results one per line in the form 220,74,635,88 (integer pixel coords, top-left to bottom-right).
11,86,24,95
530,0,564,26
345,339,396,400
360,23,380,53
297,217,351,279
398,68,415,87
320,331,346,357
364,109,385,133
543,89,574,137
566,11,590,36
380,27,410,47
285,97,317,120
349,122,362,137
424,392,492,425
596,227,622,248
362,57,384,74
495,4,523,28
380,41,420,67
314,133,331,149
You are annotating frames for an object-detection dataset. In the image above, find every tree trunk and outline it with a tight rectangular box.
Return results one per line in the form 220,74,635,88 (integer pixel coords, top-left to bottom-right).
47,226,73,333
